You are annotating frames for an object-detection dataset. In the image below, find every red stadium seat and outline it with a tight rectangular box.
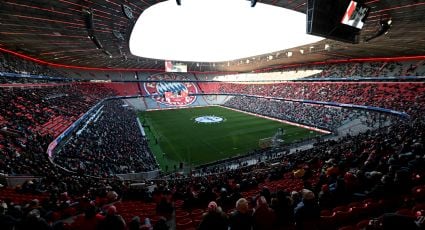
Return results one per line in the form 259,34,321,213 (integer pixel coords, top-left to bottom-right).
338,226,356,230
320,212,337,230
191,208,204,219
176,218,194,230
395,208,416,218
412,186,425,200
356,219,370,230
176,210,190,220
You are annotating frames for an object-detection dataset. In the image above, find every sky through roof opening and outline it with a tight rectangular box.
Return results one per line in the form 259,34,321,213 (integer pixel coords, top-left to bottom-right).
129,0,324,62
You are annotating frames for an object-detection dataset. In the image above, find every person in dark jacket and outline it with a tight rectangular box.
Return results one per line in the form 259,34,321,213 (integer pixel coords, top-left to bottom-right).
18,209,52,230
253,196,276,230
98,205,126,230
198,201,228,230
0,202,19,230
229,198,254,230
72,203,105,230
294,189,320,230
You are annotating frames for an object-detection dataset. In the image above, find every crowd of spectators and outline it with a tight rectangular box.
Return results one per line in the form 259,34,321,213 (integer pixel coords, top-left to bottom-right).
195,61,425,81
0,84,117,175
0,82,127,229
2,49,425,83
223,96,371,130
305,61,425,79
0,85,130,229
0,77,67,84
54,100,158,176
0,52,64,79
1,53,425,229
214,82,425,117
1,110,424,229
101,113,415,230
247,61,425,79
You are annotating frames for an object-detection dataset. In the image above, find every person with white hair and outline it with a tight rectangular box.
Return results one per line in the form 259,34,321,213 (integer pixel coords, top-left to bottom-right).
198,201,228,230
293,189,320,230
19,209,51,230
229,198,253,230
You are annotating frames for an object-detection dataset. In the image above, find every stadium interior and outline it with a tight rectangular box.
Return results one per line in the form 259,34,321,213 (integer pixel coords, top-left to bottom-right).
1,0,425,230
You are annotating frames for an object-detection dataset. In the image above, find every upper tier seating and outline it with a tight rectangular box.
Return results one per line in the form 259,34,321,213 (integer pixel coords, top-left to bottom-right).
199,82,425,116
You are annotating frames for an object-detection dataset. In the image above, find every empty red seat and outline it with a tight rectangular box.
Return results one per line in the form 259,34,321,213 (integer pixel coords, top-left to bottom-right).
176,218,194,230
191,209,204,219
412,186,425,200
338,225,356,230
362,201,380,217
176,211,190,220
320,212,337,230
175,199,184,209
395,208,416,218
347,202,363,209
320,209,333,216
412,203,425,213
356,219,370,229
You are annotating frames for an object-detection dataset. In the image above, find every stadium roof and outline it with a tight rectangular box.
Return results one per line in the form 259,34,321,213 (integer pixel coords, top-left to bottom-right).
0,0,424,73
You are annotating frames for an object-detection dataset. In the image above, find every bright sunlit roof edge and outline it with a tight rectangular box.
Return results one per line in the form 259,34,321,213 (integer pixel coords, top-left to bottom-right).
129,0,324,62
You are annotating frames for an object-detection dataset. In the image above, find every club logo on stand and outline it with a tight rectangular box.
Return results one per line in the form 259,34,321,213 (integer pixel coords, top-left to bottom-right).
144,73,198,106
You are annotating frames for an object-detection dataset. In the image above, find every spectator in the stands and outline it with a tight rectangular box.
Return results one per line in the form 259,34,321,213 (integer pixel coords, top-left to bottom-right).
156,195,174,221
128,216,142,230
71,203,104,230
0,202,18,230
198,201,228,230
294,189,320,230
271,190,294,228
318,184,333,209
18,209,51,230
229,198,253,230
97,206,126,230
153,217,169,230
253,196,276,230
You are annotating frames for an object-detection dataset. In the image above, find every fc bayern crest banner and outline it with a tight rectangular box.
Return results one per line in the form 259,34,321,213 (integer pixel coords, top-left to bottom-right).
144,73,198,106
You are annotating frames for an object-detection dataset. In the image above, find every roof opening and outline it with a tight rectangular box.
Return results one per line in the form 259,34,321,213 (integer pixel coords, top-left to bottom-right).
129,0,324,62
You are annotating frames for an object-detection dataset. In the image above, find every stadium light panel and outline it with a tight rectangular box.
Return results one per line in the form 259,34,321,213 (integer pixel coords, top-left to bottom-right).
129,0,324,62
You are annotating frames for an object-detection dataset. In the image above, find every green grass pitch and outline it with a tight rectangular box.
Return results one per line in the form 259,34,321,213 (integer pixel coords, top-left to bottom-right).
140,106,321,171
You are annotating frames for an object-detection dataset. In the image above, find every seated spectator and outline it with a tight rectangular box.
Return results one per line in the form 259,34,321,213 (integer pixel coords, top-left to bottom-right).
98,206,126,230
198,201,228,230
18,209,51,230
381,213,422,230
153,217,169,230
128,216,141,230
366,174,396,199
294,189,320,230
271,190,294,228
0,202,18,230
318,184,333,209
156,196,174,221
71,203,104,230
229,198,253,230
253,196,276,230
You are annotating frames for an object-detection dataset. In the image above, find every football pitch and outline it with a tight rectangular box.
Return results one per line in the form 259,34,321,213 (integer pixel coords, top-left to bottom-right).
140,106,321,171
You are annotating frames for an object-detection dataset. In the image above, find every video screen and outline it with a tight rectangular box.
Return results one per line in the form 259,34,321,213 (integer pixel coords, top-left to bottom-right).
341,0,370,29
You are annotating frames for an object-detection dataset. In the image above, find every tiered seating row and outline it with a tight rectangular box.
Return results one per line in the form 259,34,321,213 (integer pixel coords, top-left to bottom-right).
32,115,79,137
